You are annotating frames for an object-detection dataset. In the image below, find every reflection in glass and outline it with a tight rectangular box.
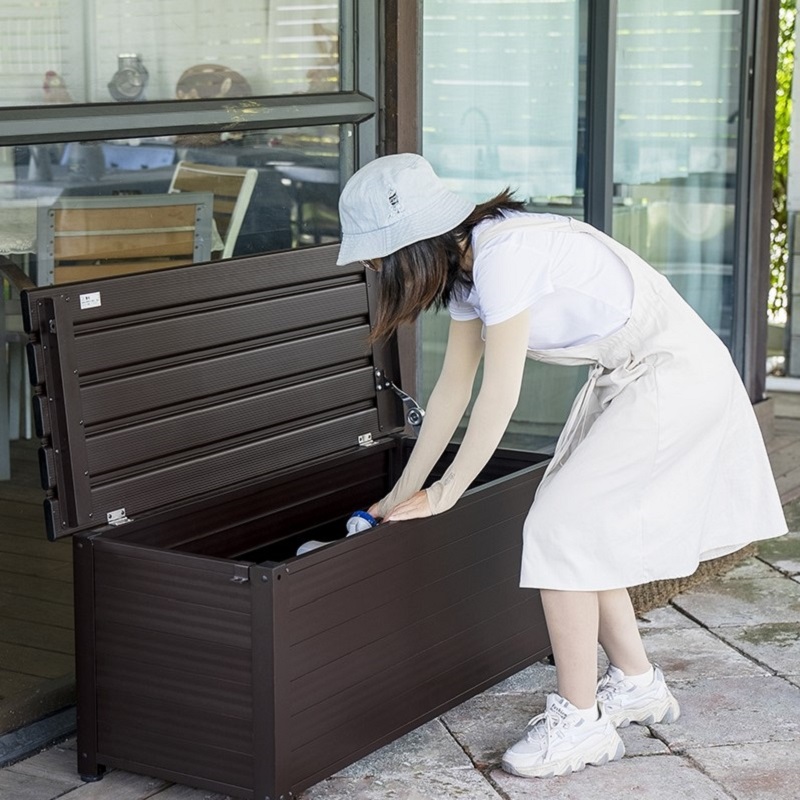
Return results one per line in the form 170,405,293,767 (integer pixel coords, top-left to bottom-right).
0,126,343,285
420,0,587,452
613,0,743,347
0,0,340,107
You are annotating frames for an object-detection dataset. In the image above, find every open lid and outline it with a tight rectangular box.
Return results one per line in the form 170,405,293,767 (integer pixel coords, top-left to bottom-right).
22,245,406,540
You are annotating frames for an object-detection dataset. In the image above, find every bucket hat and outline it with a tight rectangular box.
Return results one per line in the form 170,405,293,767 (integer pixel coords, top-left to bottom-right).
336,153,476,265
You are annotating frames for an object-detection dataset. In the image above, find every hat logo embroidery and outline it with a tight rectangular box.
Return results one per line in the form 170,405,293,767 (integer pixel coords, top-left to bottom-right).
387,188,403,216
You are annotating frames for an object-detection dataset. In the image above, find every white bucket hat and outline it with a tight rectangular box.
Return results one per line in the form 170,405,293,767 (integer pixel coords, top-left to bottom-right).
336,153,476,266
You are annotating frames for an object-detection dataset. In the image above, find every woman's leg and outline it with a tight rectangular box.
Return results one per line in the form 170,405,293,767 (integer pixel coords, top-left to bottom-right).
539,589,599,709
595,588,681,728
597,588,650,675
502,589,626,777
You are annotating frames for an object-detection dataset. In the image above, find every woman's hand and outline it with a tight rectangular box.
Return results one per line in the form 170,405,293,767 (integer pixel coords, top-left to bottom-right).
382,490,432,522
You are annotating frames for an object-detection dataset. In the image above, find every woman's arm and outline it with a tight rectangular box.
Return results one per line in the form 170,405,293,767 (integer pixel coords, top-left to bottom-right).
370,317,485,518
384,309,530,520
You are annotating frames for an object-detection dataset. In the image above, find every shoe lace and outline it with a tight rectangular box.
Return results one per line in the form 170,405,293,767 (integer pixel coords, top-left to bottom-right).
596,673,617,702
524,703,567,754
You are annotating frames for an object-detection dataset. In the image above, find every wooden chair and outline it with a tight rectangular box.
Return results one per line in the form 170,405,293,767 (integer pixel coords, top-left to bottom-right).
168,161,257,259
1,258,35,480
36,193,214,285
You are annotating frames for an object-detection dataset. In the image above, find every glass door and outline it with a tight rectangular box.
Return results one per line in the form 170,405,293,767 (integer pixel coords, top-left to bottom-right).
612,0,746,350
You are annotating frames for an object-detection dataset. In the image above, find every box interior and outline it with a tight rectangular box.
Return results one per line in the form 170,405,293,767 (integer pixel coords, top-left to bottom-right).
100,440,549,564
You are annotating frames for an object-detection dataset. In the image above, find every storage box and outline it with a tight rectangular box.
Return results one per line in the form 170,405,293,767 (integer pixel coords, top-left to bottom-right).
22,246,551,800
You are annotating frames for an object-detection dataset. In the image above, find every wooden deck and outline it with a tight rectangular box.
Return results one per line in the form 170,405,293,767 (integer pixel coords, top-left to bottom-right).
0,440,74,734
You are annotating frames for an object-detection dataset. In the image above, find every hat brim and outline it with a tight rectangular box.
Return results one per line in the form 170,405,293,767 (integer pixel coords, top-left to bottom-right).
336,194,475,265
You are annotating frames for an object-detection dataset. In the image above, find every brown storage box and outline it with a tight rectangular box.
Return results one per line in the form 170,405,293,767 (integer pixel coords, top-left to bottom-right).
22,246,551,800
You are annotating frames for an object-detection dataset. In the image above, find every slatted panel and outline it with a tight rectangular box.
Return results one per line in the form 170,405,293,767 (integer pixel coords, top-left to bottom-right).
22,245,398,539
92,543,253,791
280,472,550,788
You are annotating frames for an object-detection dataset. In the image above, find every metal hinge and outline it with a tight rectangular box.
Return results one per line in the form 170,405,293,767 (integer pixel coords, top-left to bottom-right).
106,508,132,526
230,564,250,584
358,432,375,447
374,369,426,435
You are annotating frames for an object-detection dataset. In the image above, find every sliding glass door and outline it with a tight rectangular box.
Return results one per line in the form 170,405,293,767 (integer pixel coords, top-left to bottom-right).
612,0,746,350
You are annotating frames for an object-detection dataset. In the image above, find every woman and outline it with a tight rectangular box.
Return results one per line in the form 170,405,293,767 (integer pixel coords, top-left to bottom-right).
335,153,787,779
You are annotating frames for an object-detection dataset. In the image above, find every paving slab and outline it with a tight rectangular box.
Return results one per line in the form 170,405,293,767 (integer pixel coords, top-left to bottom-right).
490,754,733,800
651,676,800,750
757,532,800,575
719,557,781,580
148,787,231,800
714,623,800,676
634,605,698,630
3,739,82,788
482,660,556,695
332,719,472,778
686,740,800,800
780,495,800,530
301,768,502,800
441,691,542,769
0,766,80,800
671,576,800,627
636,626,769,682
56,770,169,799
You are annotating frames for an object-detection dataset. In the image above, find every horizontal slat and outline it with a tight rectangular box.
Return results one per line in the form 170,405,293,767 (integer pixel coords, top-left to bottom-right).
98,710,252,790
112,446,392,556
75,283,368,374
97,625,251,685
286,474,538,611
95,590,251,648
88,409,380,526
23,244,351,332
55,259,194,284
96,655,252,719
85,368,375,476
54,205,198,232
289,621,549,777
55,231,196,260
79,325,370,425
289,537,523,678
97,689,252,753
290,594,537,740
288,516,525,645
94,553,252,613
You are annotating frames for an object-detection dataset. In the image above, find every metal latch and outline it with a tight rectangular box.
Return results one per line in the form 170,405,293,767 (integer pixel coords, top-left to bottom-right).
106,508,132,526
374,369,426,436
358,433,375,447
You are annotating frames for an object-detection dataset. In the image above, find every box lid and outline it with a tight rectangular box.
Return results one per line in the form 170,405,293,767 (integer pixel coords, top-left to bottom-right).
22,245,406,540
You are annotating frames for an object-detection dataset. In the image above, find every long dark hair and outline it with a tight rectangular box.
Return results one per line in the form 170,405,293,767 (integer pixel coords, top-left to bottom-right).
370,188,526,342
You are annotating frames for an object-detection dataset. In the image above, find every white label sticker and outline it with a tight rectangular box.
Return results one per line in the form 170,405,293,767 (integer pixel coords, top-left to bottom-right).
79,292,101,310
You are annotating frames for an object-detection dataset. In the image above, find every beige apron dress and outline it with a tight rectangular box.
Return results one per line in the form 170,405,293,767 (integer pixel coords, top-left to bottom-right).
476,215,787,592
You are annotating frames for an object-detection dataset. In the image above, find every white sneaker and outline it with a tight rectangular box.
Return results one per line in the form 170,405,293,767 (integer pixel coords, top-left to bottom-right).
597,664,681,728
501,693,625,779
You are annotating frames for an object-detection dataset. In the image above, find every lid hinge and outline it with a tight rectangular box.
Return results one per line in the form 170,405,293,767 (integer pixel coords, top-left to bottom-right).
106,508,132,526
374,369,426,435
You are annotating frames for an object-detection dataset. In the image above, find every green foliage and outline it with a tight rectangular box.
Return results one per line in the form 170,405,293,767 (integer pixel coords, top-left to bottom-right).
771,0,796,318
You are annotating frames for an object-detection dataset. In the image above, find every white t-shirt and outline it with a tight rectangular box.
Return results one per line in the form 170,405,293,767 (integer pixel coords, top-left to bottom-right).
449,212,634,350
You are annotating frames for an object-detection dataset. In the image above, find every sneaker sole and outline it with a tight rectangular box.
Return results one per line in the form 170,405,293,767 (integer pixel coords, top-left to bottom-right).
607,695,681,728
501,736,625,779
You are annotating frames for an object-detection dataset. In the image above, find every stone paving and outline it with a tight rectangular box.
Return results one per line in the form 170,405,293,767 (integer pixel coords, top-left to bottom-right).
2,410,800,799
